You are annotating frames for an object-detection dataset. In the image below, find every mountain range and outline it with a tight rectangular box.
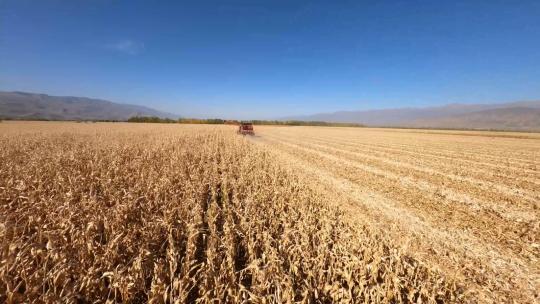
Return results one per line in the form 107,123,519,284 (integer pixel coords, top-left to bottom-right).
1,91,539,131
287,100,540,131
0,91,177,121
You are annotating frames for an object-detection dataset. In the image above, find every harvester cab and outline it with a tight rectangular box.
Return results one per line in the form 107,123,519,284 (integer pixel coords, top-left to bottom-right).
237,122,255,135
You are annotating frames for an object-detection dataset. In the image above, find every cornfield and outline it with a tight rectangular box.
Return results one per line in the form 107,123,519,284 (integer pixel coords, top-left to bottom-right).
1,122,538,303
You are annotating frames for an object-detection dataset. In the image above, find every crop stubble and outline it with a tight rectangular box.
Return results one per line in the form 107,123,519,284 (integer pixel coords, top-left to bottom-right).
252,125,539,303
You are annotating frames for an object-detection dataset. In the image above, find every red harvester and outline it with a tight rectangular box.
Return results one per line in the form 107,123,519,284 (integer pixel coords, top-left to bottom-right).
237,122,254,135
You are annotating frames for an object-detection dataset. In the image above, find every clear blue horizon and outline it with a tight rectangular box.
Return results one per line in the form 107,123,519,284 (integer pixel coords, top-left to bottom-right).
1,0,540,119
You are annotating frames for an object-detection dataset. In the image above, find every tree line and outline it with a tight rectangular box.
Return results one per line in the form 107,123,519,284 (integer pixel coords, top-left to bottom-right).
127,116,364,127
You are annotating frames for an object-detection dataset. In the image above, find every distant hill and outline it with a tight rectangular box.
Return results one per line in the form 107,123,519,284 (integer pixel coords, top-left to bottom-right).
408,107,540,131
0,91,178,121
286,101,540,131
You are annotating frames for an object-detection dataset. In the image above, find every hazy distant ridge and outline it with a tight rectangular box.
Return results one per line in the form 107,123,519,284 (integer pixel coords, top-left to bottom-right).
0,91,177,121
286,101,540,131
2,91,539,131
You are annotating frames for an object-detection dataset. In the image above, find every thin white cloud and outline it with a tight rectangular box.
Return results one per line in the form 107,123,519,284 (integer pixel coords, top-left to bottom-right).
103,40,144,55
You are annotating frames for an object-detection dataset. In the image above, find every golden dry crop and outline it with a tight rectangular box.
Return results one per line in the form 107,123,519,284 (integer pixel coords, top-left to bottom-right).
0,121,538,303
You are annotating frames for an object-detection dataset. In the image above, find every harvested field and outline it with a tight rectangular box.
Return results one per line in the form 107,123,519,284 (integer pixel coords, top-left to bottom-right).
1,121,538,303
252,126,540,303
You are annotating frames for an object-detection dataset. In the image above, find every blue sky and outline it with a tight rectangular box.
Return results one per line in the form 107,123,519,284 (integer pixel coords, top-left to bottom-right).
1,0,540,119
